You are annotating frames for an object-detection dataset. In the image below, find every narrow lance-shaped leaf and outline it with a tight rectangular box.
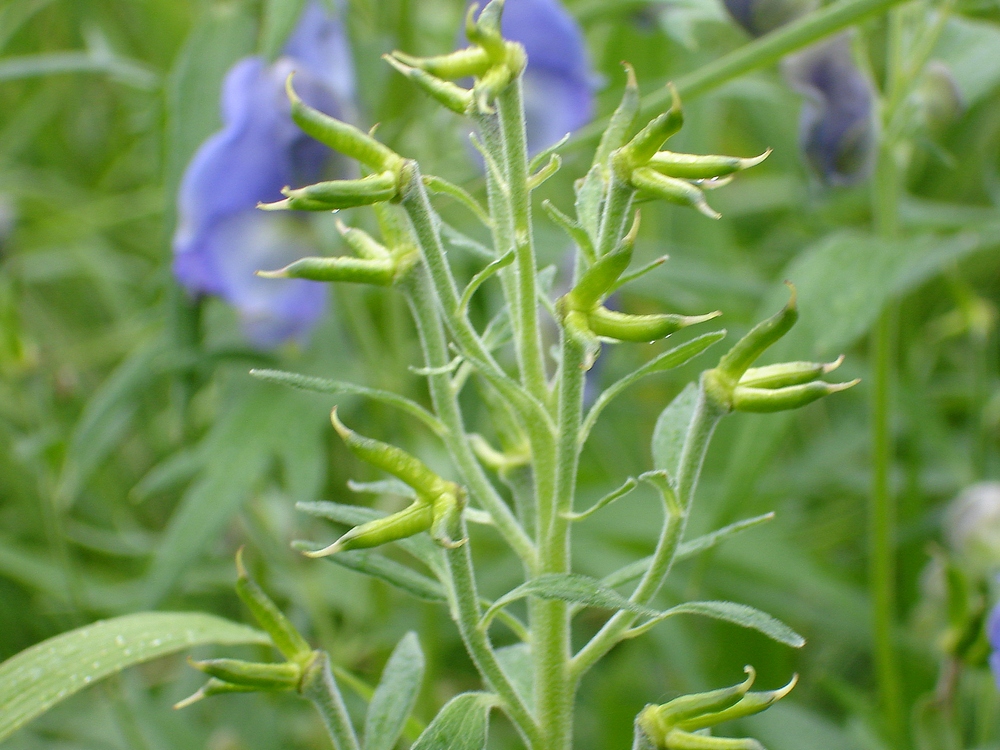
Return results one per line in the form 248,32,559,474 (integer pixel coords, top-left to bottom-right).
364,632,426,750
627,601,805,648
0,613,269,742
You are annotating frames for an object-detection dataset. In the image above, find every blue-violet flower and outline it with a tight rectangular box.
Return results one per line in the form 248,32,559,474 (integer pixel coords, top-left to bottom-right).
173,1,354,348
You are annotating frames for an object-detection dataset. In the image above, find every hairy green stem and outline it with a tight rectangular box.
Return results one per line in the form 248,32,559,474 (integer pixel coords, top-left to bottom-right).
497,80,549,402
445,521,541,747
402,265,536,567
301,651,361,750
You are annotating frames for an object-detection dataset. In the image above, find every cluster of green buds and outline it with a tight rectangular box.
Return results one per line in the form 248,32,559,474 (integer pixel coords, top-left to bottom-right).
610,76,770,220
303,408,467,558
251,77,420,286
383,2,526,116
633,667,797,750
703,285,859,413
175,550,317,708
557,212,720,368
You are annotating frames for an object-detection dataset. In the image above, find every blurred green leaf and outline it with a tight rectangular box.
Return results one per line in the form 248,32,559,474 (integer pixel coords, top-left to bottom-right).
301,545,447,603
0,612,268,743
633,600,805,647
364,632,425,750
260,0,309,60
410,692,495,750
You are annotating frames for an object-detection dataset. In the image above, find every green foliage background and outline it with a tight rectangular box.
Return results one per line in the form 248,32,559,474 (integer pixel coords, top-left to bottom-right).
1,0,999,747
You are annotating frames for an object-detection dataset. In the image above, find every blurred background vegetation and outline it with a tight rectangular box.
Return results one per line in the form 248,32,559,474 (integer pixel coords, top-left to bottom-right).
1,0,999,748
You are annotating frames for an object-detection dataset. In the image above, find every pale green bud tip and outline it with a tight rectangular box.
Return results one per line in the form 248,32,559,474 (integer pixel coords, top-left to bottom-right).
189,657,301,689
301,540,343,558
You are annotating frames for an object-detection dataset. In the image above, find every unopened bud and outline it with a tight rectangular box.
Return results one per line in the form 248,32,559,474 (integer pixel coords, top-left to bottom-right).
286,75,401,172
616,84,684,172
235,549,312,663
257,256,398,285
647,149,771,180
629,167,720,219
739,355,843,389
587,306,721,343
384,54,475,114
261,171,398,212
594,63,641,179
190,657,301,690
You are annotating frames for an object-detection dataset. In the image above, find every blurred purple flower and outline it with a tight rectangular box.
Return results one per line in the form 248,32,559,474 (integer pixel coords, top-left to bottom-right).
464,0,597,154
783,34,877,186
173,1,353,348
722,0,816,38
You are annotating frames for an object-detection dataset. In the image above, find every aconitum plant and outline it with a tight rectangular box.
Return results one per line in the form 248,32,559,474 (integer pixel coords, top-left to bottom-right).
172,3,855,748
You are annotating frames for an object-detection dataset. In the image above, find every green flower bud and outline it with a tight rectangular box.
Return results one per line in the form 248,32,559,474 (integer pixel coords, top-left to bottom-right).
630,167,720,220
391,47,491,80
286,74,401,172
304,499,434,557
235,549,313,663
466,0,508,60
190,657,302,690
173,677,256,710
676,674,798,731
260,171,399,211
664,731,764,750
732,379,859,412
383,54,474,114
565,212,639,310
562,307,602,370
256,256,398,285
331,407,450,498
646,149,771,180
714,285,798,383
587,306,721,343
594,63,641,179
738,355,843,389
615,84,683,174
336,220,392,260
652,667,756,730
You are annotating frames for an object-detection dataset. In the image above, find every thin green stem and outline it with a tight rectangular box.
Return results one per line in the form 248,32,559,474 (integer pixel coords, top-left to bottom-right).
300,651,361,750
497,81,549,402
402,265,536,568
445,521,541,748
571,385,724,680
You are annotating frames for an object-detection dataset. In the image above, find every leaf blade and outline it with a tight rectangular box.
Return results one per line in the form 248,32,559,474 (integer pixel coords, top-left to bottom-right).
364,632,426,750
411,692,496,750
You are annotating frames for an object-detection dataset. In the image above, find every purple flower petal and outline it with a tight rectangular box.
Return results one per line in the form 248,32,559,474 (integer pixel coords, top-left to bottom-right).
172,1,352,348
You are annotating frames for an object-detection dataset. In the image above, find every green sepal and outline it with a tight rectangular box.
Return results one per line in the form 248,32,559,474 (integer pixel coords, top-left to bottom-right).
738,355,842,389
337,220,392,260
257,256,398,285
173,677,257,710
638,668,754,744
190,657,301,690
630,168,719,220
615,83,683,172
466,0,507,59
676,674,798,731
714,286,798,381
664,730,764,750
263,171,398,211
594,63,641,180
235,549,312,663
731,379,859,412
586,306,720,343
647,149,770,180
384,54,474,114
565,212,639,310
304,500,434,557
391,47,491,79
286,74,401,172
330,407,449,497
430,487,469,549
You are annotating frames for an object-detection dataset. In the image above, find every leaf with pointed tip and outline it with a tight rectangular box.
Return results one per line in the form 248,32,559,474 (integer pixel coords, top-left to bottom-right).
651,382,699,478
302,545,446,603
0,613,269,743
482,574,659,628
630,601,805,648
249,368,445,435
364,632,425,750
495,643,533,710
411,692,496,750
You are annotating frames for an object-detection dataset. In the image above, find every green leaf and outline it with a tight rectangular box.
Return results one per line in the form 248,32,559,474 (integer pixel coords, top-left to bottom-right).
495,643,533,710
411,692,496,750
601,512,776,590
250,368,445,435
482,574,659,628
0,612,269,743
651,382,699,477
631,601,805,648
300,545,447,603
582,332,724,445
933,16,1000,108
364,632,425,750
